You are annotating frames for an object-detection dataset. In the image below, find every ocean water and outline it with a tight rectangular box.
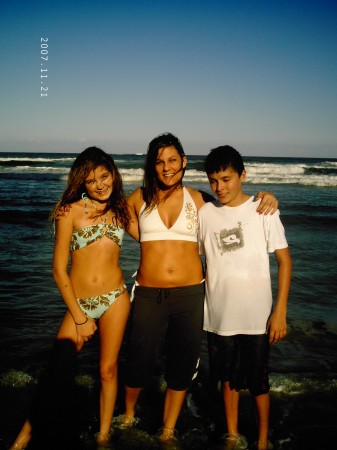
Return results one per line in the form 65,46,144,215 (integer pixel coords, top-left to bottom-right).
0,152,336,449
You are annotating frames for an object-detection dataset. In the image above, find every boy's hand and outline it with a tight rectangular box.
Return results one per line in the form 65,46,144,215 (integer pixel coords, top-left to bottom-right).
266,311,287,344
254,192,278,215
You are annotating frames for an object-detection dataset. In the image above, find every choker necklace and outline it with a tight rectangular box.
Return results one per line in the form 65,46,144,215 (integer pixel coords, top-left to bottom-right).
82,193,107,224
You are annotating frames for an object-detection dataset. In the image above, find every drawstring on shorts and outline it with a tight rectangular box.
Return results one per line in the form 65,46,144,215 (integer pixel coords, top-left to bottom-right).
157,289,168,304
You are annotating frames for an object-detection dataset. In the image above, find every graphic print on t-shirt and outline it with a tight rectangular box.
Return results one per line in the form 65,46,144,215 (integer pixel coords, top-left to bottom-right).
215,222,244,255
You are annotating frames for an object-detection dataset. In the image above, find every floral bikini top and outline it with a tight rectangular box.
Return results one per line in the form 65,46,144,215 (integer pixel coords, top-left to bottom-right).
70,223,124,251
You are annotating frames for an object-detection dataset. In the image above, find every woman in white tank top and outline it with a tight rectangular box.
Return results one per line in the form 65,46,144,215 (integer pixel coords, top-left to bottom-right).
121,133,278,443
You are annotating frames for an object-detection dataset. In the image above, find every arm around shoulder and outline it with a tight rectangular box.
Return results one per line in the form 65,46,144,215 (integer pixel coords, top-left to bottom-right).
126,188,143,241
186,186,214,210
254,191,278,215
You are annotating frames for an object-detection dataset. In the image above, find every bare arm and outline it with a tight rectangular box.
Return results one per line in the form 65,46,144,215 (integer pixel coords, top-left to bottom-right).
52,212,97,345
186,187,213,210
254,191,279,215
192,188,277,214
126,188,143,241
266,247,292,344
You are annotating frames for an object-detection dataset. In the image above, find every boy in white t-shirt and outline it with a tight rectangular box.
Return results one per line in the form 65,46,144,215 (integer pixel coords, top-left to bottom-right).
198,146,292,450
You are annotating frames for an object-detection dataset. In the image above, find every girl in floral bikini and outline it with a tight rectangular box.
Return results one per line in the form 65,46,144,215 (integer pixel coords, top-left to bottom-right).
10,147,131,449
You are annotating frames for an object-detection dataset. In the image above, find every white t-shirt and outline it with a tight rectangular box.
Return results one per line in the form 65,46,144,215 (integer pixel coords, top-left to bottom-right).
198,196,288,336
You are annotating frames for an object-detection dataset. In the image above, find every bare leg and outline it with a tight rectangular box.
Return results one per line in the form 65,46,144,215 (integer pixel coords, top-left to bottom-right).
9,420,32,450
223,381,240,434
10,311,80,449
122,385,143,423
255,393,270,449
160,388,186,440
220,382,250,449
97,291,130,443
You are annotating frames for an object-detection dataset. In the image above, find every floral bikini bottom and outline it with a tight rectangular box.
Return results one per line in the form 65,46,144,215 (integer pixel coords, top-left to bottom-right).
77,284,127,319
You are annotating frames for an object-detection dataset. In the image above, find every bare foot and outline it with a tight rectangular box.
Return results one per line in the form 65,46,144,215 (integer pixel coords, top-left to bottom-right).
159,427,177,442
220,433,248,450
96,431,111,448
256,440,274,450
113,414,139,428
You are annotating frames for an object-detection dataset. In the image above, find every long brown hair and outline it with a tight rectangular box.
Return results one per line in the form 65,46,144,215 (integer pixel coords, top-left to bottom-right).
51,147,130,229
142,132,186,210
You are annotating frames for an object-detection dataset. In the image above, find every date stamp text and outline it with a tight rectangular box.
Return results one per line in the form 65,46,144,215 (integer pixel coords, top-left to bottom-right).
40,38,48,98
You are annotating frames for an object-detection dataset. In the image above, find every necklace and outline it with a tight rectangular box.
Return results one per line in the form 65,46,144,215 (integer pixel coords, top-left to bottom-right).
82,193,107,224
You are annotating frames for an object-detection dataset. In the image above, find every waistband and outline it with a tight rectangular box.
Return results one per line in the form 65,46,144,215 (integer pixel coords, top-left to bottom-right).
133,281,204,304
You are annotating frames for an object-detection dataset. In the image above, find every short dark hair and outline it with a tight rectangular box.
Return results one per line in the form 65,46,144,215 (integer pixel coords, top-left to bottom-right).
204,145,245,176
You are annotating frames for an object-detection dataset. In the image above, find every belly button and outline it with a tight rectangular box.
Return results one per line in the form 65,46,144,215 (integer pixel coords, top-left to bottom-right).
93,276,97,283
168,268,173,274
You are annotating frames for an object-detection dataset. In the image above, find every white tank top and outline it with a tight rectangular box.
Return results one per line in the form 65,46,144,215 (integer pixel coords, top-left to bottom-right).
139,187,198,242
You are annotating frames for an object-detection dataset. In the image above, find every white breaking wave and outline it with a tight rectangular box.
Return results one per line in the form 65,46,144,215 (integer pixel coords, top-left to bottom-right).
119,168,144,182
183,169,208,183
1,368,336,395
184,166,337,187
1,160,336,187
0,157,74,162
245,162,337,187
4,165,69,173
270,373,337,395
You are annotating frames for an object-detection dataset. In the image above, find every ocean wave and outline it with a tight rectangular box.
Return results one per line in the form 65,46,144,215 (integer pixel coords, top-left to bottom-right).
246,175,337,187
246,162,337,186
288,317,337,336
270,373,337,394
0,172,69,182
305,166,337,175
0,156,74,164
1,368,335,396
1,156,336,187
119,168,144,182
248,162,305,174
184,166,337,187
0,210,51,224
0,369,35,388
2,165,69,173
0,369,94,391
1,168,336,187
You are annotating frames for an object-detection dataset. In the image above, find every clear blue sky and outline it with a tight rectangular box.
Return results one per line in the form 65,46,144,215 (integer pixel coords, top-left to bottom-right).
1,0,337,156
